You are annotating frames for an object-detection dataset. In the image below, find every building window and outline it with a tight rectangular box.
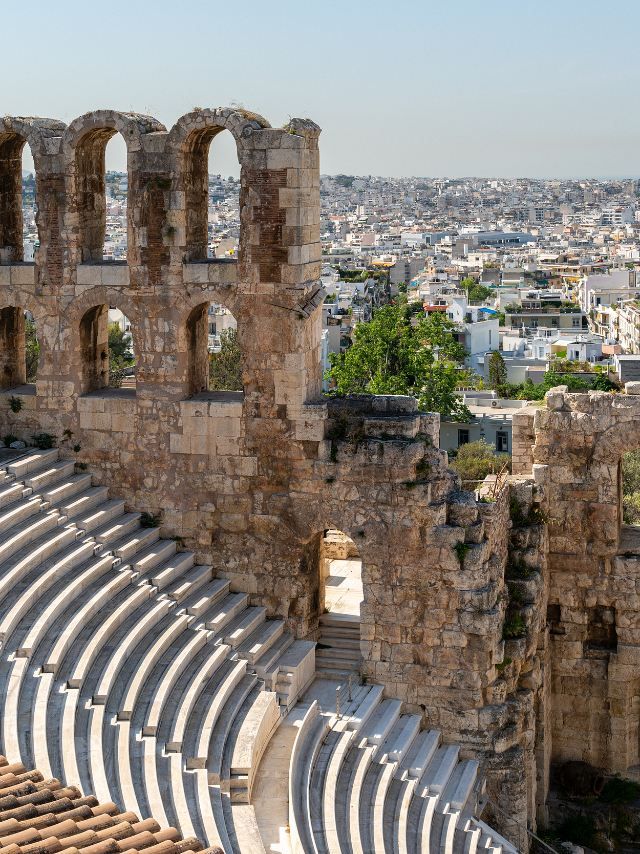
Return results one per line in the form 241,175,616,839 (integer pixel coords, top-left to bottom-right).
496,431,509,452
458,429,470,447
572,318,580,327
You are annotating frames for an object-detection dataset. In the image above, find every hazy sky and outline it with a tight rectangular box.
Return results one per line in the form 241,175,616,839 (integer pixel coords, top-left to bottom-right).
6,0,640,178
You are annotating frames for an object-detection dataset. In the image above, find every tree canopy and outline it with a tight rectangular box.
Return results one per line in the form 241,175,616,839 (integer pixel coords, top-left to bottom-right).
209,328,243,391
461,277,493,303
108,323,134,387
487,351,507,390
326,301,471,420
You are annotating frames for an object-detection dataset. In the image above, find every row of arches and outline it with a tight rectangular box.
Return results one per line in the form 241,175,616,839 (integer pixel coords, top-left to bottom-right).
3,128,241,264
0,108,270,266
0,298,241,397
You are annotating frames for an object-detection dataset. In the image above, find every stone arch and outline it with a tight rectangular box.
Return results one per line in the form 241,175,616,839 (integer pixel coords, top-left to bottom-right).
180,288,242,397
66,287,140,395
62,111,166,263
0,117,65,262
167,108,270,262
0,290,47,390
591,417,640,536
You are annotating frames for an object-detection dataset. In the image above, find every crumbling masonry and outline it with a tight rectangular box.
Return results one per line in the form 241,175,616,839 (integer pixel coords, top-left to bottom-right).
0,109,638,843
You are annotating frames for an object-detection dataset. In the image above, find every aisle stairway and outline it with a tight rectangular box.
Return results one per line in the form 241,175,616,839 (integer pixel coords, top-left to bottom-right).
0,449,517,854
288,685,518,854
316,613,361,679
0,449,314,854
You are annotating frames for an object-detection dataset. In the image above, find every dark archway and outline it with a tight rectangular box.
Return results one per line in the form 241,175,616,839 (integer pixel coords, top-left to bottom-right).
0,306,39,390
0,135,36,263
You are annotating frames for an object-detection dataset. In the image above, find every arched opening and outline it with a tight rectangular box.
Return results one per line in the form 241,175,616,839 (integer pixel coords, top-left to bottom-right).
21,144,36,262
104,134,127,260
186,301,241,398
75,130,127,262
79,304,135,395
0,306,39,390
622,450,640,528
316,529,363,678
0,133,34,264
184,128,240,262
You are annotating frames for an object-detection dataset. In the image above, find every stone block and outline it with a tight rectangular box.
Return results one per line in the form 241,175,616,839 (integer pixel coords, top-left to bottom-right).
76,264,102,286
545,387,568,410
10,264,36,286
101,263,129,286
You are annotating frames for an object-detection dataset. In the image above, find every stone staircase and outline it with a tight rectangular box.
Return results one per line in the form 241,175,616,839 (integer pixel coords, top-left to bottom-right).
0,449,314,854
316,613,361,679
0,449,518,854
288,686,518,854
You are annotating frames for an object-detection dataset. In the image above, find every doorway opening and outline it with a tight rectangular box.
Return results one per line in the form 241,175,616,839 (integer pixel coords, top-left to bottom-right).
316,529,363,679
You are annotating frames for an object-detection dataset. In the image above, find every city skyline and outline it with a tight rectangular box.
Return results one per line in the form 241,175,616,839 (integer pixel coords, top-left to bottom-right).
7,0,640,179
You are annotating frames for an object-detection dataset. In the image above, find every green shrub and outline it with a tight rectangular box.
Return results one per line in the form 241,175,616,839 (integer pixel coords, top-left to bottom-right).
450,439,511,483
554,814,597,848
503,613,527,639
454,542,470,565
31,433,55,450
600,775,640,804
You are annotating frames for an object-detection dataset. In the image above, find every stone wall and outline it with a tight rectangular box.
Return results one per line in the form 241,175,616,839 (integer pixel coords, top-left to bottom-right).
6,108,625,843
514,386,640,783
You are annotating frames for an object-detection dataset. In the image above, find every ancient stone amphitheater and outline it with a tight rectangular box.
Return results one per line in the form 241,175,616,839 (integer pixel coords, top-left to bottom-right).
0,107,638,853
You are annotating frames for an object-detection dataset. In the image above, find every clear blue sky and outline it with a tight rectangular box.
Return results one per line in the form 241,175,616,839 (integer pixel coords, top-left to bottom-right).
6,0,640,178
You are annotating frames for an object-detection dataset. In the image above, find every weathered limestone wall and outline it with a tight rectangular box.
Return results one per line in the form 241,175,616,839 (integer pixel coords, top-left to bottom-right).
515,386,640,780
0,108,557,841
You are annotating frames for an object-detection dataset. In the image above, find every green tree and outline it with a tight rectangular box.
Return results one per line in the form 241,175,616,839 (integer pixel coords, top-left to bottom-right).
450,439,511,484
108,323,134,387
461,277,492,303
25,318,40,383
108,323,133,362
327,301,471,420
487,351,507,390
209,328,243,391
